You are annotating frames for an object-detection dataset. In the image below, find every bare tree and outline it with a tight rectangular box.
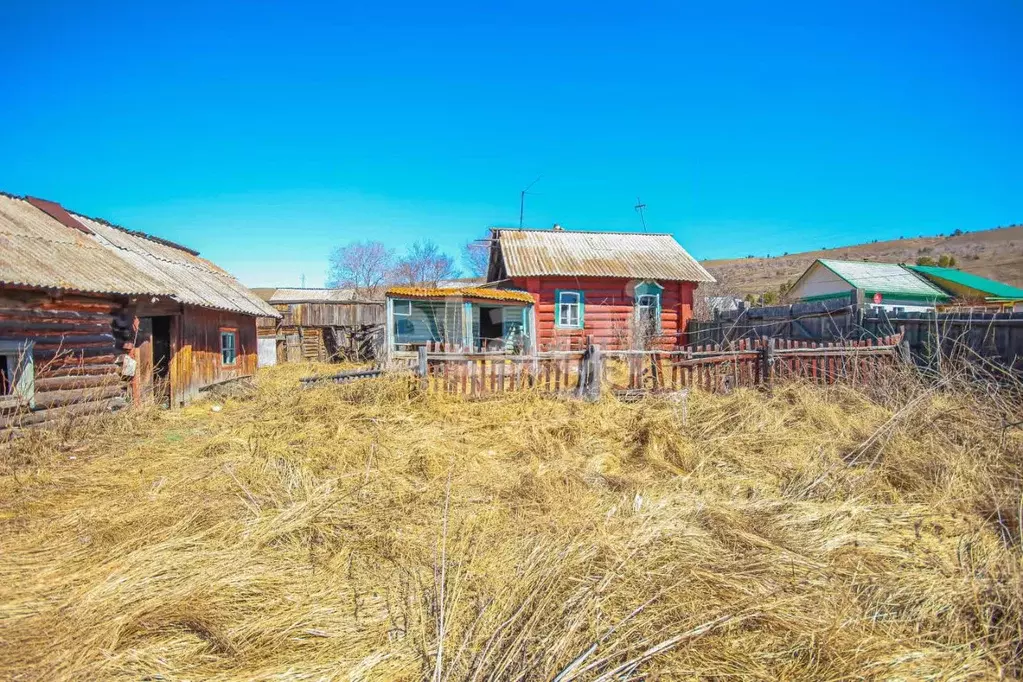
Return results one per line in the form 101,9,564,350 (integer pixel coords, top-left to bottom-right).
393,240,460,286
326,241,394,294
461,236,491,277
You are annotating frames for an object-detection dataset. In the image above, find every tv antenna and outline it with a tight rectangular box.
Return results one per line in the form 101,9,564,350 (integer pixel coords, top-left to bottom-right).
519,175,542,228
634,197,648,232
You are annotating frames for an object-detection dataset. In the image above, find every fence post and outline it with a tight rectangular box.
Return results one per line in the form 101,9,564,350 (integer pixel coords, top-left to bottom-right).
760,336,774,388
417,345,428,390
897,325,911,365
577,336,602,401
852,288,865,335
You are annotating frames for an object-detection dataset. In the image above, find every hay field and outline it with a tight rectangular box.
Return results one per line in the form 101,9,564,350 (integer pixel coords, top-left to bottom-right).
1,365,1022,680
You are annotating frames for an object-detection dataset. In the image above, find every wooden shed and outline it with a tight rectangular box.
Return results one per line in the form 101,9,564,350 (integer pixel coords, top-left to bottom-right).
256,288,385,363
0,192,280,431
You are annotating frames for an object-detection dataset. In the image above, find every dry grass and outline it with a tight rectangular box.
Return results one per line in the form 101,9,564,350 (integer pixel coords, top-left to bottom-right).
1,364,1022,680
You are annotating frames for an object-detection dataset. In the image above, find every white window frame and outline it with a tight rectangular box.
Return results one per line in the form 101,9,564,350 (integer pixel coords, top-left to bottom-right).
0,340,35,409
393,300,412,316
556,291,583,329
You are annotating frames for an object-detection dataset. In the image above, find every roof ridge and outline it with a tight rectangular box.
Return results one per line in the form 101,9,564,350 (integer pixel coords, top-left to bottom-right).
71,211,201,256
491,227,673,237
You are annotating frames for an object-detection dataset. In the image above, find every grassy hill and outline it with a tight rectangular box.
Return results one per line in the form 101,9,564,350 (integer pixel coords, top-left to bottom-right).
701,224,1023,296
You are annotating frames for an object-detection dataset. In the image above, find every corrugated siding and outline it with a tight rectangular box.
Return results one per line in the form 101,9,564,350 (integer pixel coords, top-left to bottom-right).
495,229,716,282
75,214,281,318
0,195,171,296
819,260,949,298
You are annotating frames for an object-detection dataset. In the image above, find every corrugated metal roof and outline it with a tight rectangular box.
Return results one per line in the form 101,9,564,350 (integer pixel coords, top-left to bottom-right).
386,286,534,303
0,194,172,296
268,288,367,303
493,228,715,282
906,265,1023,299
818,259,949,299
75,213,281,318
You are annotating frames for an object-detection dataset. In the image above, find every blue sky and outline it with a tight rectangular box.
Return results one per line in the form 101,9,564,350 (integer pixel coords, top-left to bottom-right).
1,1,1020,287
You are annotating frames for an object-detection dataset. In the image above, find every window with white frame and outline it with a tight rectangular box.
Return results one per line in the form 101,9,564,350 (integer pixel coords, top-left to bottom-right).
0,340,35,408
633,281,663,337
220,330,237,366
393,300,412,316
556,291,583,328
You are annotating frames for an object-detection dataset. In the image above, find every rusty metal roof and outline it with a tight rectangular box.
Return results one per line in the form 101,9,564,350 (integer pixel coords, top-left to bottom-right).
74,213,281,318
386,286,534,303
492,228,716,282
0,194,173,297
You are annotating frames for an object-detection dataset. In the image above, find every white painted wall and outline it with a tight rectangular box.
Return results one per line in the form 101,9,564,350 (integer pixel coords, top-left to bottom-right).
257,338,277,367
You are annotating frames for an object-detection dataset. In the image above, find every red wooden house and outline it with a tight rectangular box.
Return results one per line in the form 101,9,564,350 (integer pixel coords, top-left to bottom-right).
486,227,715,350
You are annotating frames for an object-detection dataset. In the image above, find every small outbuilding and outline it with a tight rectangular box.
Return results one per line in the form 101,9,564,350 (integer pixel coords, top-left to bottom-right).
905,265,1023,312
0,192,279,429
787,259,950,312
256,288,385,363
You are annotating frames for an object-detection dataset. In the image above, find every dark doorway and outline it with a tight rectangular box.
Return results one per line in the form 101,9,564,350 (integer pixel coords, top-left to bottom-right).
151,316,172,405
0,355,11,395
152,317,171,380
478,306,503,351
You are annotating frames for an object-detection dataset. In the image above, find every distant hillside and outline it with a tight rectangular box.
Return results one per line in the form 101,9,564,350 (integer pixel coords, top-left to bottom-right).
701,224,1023,296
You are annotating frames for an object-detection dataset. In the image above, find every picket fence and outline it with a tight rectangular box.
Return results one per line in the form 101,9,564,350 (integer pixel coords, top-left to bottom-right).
405,334,905,398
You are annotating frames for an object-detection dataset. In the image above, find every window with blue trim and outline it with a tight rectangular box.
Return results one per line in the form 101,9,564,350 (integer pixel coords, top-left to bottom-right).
556,290,583,328
634,281,662,334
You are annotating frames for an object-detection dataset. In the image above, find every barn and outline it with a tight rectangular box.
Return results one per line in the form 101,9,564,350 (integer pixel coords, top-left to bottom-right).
255,288,385,363
0,192,279,430
485,227,715,350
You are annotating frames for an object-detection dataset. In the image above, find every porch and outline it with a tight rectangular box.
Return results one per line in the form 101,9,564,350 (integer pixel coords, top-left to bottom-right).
385,287,535,359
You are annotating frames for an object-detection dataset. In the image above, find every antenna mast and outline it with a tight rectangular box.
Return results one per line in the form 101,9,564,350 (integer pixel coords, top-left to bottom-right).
634,197,648,232
519,175,542,228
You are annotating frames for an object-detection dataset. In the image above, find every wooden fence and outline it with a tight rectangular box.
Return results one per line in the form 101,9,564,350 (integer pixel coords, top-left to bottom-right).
689,292,1023,372
302,334,906,398
603,334,905,394
419,350,588,397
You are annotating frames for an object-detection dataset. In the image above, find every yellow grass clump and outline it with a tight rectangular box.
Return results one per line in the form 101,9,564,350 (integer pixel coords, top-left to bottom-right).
1,363,1022,680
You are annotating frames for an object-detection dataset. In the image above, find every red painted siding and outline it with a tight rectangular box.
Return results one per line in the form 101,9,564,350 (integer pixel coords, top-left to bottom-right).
512,276,697,351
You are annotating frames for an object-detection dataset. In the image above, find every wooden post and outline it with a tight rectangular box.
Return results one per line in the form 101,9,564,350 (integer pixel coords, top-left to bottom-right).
760,336,774,388
577,336,602,401
897,325,912,365
417,345,428,391
852,288,865,335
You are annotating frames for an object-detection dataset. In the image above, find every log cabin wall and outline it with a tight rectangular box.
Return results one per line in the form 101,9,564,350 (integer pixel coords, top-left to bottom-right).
169,306,258,406
512,276,697,351
0,288,131,431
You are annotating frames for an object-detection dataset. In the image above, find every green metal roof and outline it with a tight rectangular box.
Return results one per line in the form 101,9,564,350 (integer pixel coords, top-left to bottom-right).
905,265,1023,300
816,259,950,301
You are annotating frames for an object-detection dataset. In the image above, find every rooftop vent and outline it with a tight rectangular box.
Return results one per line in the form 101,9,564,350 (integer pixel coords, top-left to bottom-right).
552,223,564,231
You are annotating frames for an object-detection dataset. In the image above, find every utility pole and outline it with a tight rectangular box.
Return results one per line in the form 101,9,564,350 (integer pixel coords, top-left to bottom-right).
300,273,306,288
519,176,542,228
634,197,648,232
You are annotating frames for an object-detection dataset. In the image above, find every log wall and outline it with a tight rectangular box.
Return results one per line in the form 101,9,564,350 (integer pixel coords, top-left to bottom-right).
511,276,697,351
0,288,130,431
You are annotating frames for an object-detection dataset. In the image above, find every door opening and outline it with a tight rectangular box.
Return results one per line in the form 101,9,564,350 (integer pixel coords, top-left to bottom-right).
151,316,172,405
